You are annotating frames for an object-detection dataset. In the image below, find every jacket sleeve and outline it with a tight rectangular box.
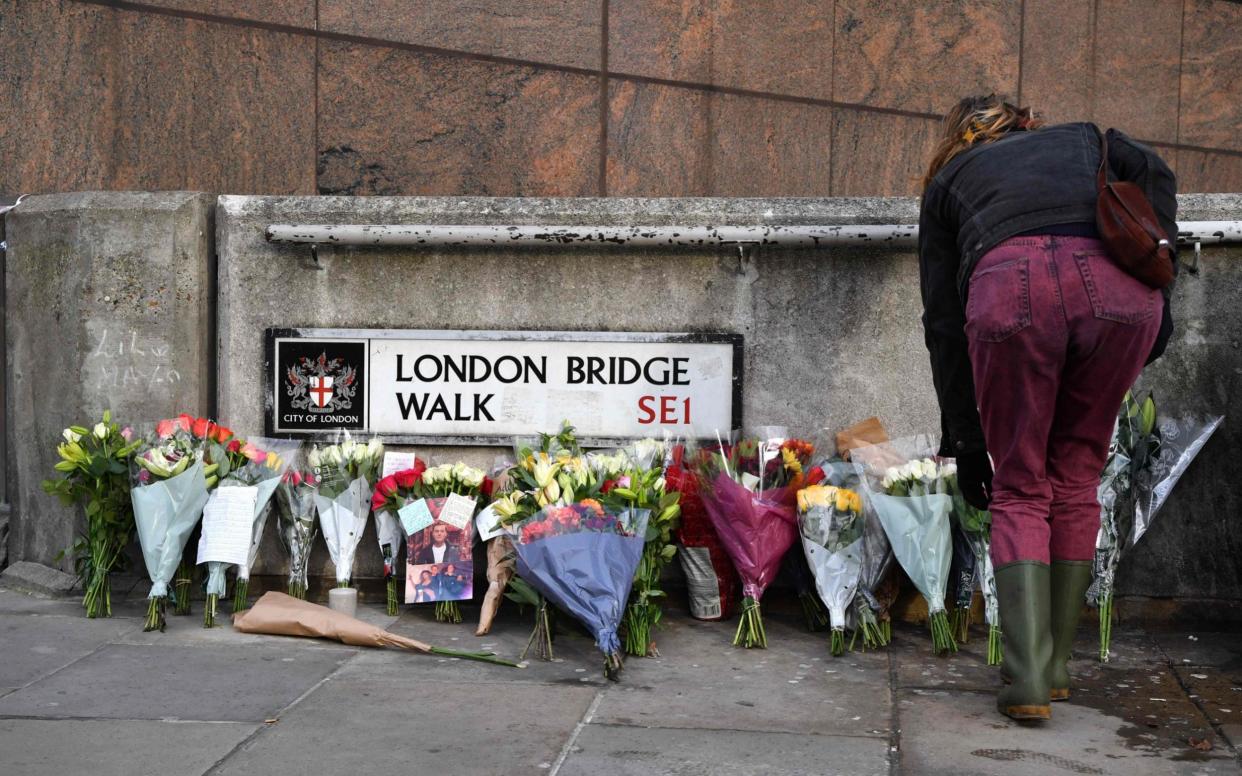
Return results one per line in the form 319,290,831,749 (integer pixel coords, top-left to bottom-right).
1107,128,1178,363
919,183,986,457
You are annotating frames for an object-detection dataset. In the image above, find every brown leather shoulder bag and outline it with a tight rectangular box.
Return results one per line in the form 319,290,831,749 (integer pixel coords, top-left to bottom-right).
1095,127,1175,289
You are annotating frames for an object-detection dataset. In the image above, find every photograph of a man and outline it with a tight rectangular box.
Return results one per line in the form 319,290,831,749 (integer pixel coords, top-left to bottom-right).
415,522,462,564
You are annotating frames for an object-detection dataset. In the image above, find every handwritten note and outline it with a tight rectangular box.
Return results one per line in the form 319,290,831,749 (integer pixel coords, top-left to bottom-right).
197,486,258,566
382,451,419,478
439,493,477,530
399,499,435,536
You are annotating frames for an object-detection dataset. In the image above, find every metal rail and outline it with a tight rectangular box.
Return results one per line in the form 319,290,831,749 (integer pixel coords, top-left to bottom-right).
265,221,1242,248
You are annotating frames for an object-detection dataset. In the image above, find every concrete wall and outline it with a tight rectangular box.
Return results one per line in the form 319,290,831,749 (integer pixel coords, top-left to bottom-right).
5,190,1239,606
216,193,1242,601
5,192,214,568
3,1,1242,199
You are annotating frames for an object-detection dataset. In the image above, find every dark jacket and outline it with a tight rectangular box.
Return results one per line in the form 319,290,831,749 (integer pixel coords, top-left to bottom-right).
919,122,1177,456
415,543,462,565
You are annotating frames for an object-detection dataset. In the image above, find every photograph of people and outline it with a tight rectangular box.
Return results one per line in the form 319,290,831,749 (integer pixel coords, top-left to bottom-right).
413,569,436,603
437,563,469,599
414,522,462,564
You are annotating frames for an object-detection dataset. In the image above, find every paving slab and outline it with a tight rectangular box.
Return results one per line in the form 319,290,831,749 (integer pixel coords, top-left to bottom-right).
1157,632,1242,670
589,610,892,737
210,677,597,776
0,612,138,696
559,723,890,776
0,718,256,776
897,688,1238,775
0,588,97,617
0,643,351,722
1175,664,1242,751
890,621,1000,692
346,604,611,686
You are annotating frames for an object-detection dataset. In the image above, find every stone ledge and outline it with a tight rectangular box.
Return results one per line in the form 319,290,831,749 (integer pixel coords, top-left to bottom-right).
0,561,78,597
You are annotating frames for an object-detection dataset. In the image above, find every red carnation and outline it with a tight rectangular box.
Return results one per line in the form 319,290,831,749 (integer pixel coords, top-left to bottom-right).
227,439,242,453
805,466,826,487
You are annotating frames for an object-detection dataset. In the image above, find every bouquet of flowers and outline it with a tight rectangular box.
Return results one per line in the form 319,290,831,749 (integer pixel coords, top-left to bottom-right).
940,464,1001,664
42,411,142,618
196,437,291,626
797,483,865,656
861,453,957,655
400,462,487,623
492,423,599,659
1090,391,1222,661
665,443,741,621
502,501,648,679
130,414,218,631
696,429,822,648
275,465,319,600
309,434,384,589
372,460,427,615
231,440,300,614
589,439,682,657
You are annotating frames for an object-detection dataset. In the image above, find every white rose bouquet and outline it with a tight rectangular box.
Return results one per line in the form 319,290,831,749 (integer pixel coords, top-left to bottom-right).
310,435,385,588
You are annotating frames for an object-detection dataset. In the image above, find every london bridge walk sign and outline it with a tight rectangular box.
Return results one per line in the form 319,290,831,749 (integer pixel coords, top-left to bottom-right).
266,328,742,445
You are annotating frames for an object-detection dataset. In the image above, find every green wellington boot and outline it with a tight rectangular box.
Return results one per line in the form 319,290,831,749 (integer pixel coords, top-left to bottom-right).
1048,560,1093,701
995,561,1052,720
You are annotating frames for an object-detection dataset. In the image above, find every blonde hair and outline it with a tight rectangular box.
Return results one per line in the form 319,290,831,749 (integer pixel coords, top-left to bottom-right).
923,95,1043,189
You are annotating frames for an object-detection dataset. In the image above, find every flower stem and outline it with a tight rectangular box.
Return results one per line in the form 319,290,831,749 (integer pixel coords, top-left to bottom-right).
799,591,829,632
604,651,624,681
952,605,972,643
521,599,554,661
732,596,767,649
1099,592,1113,663
204,593,218,628
173,562,192,615
143,596,166,632
830,627,846,657
386,577,399,616
429,646,522,667
232,579,250,613
435,600,462,624
987,625,1003,665
928,609,957,655
287,580,307,600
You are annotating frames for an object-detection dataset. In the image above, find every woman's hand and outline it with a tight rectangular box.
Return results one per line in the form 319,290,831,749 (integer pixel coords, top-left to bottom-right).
957,451,994,511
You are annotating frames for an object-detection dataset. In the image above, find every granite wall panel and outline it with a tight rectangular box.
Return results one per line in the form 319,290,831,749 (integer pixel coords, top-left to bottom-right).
320,0,602,70
317,42,601,197
0,0,316,196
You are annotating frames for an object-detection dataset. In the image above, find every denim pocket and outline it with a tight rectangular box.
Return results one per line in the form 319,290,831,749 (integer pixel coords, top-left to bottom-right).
966,257,1032,343
1073,250,1158,324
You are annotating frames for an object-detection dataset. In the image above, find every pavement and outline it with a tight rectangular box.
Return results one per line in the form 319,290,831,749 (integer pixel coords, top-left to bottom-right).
1,581,1240,776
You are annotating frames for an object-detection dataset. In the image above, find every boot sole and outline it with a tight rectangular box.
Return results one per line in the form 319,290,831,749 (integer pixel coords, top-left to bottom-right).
1002,704,1052,720
1001,674,1070,701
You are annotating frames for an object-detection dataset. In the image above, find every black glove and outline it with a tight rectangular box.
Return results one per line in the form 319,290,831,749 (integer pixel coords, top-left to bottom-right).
956,451,994,511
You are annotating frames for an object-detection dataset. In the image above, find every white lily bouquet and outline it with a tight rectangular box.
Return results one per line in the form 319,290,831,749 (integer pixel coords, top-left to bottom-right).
797,484,865,656
310,435,385,588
